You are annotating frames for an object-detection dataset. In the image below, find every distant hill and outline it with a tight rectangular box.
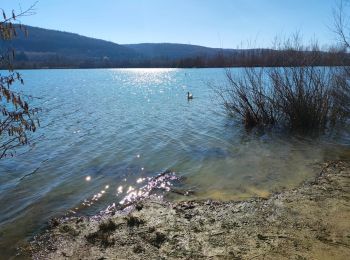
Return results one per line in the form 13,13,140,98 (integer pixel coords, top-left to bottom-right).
123,43,238,60
0,24,347,69
0,25,238,68
0,25,142,68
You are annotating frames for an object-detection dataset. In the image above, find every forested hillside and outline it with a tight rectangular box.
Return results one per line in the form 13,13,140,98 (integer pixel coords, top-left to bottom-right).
0,25,347,68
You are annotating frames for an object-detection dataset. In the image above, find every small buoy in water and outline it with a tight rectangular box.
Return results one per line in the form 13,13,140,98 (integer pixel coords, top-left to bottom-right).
187,92,193,100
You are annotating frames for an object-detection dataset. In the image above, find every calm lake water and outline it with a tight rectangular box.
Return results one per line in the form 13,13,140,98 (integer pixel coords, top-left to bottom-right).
0,68,349,258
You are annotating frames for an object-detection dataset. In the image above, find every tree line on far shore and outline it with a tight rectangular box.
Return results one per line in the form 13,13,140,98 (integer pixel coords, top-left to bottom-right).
4,46,350,69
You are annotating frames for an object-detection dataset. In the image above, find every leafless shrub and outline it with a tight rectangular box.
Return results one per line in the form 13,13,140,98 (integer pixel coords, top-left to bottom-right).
333,0,350,120
0,3,39,159
270,66,343,131
215,68,276,128
216,38,350,132
333,0,350,49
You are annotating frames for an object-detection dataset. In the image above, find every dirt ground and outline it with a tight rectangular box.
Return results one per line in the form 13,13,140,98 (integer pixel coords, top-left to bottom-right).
28,161,350,260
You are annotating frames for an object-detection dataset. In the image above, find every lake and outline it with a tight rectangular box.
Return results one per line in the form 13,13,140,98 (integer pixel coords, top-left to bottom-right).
0,68,349,258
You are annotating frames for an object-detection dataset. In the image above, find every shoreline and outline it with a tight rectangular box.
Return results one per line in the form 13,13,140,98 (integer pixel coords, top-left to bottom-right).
28,160,350,259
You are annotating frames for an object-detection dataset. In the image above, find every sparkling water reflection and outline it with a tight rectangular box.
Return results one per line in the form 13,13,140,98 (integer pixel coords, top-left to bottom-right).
0,68,349,257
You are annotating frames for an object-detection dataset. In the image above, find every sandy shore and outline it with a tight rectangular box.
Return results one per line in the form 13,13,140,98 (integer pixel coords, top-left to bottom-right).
27,161,350,259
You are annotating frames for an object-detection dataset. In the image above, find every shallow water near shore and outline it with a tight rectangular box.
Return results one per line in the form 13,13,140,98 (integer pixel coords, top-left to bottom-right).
0,68,349,258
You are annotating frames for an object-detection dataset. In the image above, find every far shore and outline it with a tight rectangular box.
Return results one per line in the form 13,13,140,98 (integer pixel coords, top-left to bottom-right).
28,160,350,259
1,65,349,71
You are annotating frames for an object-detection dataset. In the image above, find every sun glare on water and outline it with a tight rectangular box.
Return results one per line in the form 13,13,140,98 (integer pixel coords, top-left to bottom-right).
110,68,178,74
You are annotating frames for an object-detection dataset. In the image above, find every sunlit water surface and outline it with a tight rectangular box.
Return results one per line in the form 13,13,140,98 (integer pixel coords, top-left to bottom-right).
0,68,349,258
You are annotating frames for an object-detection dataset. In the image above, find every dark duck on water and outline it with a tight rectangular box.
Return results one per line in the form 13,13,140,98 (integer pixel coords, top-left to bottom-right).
187,92,193,100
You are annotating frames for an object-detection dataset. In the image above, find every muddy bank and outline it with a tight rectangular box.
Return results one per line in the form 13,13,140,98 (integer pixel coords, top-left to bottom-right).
28,161,350,259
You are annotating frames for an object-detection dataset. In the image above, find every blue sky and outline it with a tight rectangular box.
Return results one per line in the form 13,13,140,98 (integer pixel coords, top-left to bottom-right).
1,0,341,48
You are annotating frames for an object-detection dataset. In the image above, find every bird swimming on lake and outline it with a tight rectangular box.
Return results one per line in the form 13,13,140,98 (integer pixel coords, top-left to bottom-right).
187,92,193,100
